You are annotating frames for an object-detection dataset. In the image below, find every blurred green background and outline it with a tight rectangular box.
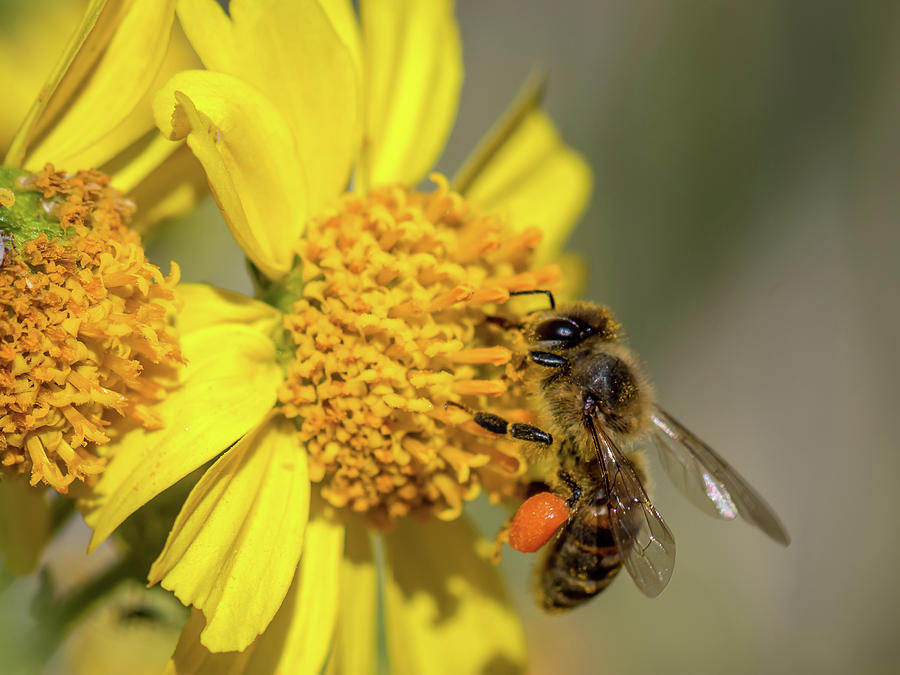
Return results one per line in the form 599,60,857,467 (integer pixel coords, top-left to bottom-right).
3,1,899,673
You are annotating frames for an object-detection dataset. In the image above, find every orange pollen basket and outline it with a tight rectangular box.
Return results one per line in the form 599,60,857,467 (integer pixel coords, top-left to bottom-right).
0,166,183,493
277,174,560,526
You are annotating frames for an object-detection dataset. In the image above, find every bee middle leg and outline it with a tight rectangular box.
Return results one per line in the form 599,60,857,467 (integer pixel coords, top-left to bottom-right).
445,401,553,446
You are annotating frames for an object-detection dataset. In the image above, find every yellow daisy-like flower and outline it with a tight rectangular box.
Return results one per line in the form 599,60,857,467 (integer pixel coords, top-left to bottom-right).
0,0,202,572
83,0,591,671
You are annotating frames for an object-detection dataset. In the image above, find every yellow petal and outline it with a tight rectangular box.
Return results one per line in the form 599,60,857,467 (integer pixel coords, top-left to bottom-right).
95,19,204,221
0,0,86,153
85,324,283,550
116,140,208,235
163,611,248,674
13,0,179,171
325,520,377,675
360,0,462,188
0,481,50,575
271,507,345,671
165,511,344,672
177,0,360,209
149,418,309,653
175,284,281,337
5,0,110,166
383,516,527,675
455,90,591,263
154,70,308,281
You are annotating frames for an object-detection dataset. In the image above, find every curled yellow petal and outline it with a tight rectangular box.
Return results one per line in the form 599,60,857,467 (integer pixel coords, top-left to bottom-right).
154,70,309,280
178,0,360,209
383,516,527,675
360,0,462,188
85,324,283,550
149,418,309,653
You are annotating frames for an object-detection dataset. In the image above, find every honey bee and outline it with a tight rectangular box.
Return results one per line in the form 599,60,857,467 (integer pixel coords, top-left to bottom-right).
472,292,790,609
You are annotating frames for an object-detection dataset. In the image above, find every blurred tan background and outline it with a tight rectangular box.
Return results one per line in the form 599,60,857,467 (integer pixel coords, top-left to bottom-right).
443,2,900,675
3,1,899,673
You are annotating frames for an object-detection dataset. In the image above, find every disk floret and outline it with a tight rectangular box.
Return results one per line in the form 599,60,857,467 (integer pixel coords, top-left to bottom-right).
0,165,183,492
277,176,560,525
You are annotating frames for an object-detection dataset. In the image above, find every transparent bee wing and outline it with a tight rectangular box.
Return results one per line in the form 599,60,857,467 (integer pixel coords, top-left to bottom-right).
585,412,676,597
650,407,790,546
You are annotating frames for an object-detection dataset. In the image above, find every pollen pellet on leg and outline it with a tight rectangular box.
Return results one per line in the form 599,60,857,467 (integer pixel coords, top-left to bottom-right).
509,492,571,553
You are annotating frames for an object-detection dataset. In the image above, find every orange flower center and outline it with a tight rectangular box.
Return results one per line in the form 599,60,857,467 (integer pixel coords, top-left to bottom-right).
0,166,183,493
276,175,560,526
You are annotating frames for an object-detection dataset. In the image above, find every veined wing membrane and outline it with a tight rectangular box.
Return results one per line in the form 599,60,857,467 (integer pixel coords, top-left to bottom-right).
651,407,790,546
585,411,675,597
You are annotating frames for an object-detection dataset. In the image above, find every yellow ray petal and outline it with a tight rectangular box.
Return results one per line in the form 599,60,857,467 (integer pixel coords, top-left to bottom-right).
0,481,50,575
115,140,208,235
85,324,283,550
383,516,526,675
5,0,110,166
272,507,344,671
149,417,309,653
0,0,87,153
14,0,178,171
177,0,360,210
154,70,308,281
455,96,592,263
360,0,462,188
163,611,252,675
325,520,377,675
165,510,344,671
175,284,281,336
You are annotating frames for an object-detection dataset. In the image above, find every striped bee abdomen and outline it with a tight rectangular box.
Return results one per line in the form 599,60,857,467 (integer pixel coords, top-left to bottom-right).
537,486,622,611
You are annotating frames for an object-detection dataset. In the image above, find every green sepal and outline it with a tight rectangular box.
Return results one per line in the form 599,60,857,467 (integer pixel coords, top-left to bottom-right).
0,168,67,251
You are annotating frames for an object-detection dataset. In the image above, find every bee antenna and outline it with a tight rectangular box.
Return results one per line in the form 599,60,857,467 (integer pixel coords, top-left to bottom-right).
509,289,555,310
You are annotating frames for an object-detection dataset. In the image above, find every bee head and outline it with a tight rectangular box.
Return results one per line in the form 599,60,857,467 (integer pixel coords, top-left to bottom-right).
582,345,653,436
525,302,622,350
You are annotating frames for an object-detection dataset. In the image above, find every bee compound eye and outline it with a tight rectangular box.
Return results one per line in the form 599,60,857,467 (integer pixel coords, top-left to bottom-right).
534,318,586,345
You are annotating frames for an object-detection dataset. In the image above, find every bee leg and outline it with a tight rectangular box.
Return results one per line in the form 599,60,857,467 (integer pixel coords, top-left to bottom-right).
492,481,558,563
478,411,553,445
445,402,553,445
528,351,570,369
491,517,512,564
557,470,582,509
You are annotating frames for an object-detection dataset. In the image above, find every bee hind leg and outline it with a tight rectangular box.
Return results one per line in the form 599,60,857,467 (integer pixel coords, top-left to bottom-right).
556,470,582,509
492,481,557,563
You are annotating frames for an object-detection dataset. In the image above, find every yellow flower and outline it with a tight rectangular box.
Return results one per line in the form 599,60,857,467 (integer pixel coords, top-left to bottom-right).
0,0,202,573
83,0,591,671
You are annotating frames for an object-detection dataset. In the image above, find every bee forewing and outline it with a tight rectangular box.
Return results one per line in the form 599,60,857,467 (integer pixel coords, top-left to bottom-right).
587,413,676,597
650,407,790,546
